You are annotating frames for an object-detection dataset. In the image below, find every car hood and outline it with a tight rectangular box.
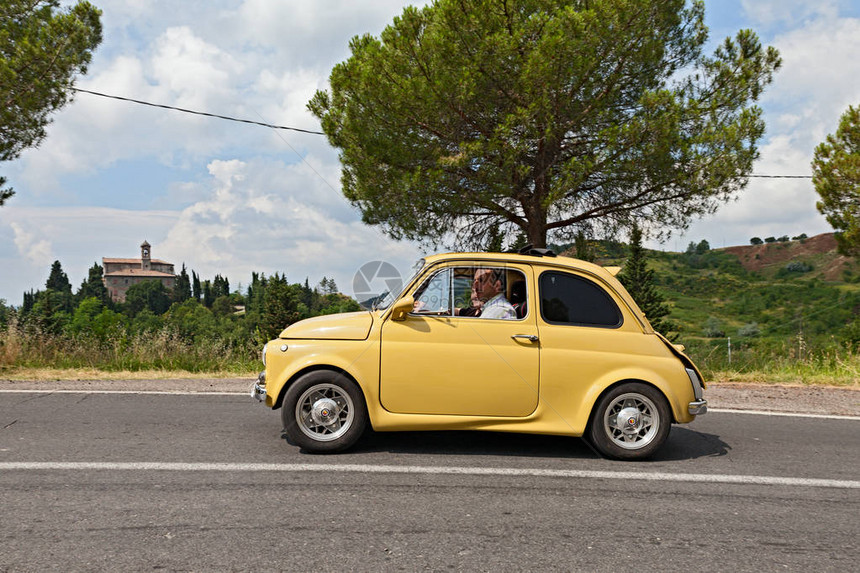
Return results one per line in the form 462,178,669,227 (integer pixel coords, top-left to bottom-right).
278,311,373,340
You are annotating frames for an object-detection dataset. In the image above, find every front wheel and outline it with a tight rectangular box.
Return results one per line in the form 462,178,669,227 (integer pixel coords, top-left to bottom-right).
282,371,367,453
587,383,671,460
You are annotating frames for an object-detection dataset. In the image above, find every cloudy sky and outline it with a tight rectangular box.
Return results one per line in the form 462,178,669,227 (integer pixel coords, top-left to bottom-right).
2,0,858,305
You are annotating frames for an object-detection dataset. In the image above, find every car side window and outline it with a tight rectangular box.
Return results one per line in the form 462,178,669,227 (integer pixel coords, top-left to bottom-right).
453,266,525,320
539,271,622,328
410,266,527,320
411,268,452,315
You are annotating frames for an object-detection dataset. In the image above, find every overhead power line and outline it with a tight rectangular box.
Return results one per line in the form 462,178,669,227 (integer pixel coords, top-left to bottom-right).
748,174,812,179
71,88,816,179
72,88,325,135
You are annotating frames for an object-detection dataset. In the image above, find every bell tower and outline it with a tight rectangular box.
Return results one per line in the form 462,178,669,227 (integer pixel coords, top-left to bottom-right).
141,240,151,271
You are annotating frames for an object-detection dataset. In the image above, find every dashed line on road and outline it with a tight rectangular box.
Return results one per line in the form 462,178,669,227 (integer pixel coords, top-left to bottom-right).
0,462,858,489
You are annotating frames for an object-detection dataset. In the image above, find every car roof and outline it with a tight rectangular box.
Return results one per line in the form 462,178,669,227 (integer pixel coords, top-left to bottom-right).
422,251,618,278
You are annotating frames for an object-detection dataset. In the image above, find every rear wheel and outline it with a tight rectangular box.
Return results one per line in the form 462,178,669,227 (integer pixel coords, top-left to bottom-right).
282,370,367,453
588,382,671,460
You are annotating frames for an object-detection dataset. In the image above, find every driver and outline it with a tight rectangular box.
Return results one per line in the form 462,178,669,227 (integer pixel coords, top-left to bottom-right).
471,268,516,320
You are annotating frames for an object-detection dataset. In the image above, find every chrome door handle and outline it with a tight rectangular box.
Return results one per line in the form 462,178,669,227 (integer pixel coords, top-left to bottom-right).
511,334,539,342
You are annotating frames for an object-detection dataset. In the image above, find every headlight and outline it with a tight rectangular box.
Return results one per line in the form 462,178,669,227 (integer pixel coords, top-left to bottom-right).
261,342,268,367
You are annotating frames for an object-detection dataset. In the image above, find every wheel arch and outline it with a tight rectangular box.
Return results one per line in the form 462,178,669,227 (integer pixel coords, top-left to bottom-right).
274,365,365,411
584,378,677,432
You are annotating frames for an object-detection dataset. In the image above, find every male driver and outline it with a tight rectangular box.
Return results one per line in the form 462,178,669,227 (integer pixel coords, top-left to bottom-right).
472,268,516,320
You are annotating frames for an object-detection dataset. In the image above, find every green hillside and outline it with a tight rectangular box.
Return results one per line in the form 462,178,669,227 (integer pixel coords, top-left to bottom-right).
559,233,860,384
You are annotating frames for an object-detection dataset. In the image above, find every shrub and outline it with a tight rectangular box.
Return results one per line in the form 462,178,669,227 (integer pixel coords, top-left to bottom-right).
750,237,763,245
738,322,761,337
842,320,860,351
703,316,725,338
776,261,813,277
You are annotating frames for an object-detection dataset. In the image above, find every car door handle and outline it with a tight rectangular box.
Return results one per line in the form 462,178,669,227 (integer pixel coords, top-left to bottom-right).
511,334,539,342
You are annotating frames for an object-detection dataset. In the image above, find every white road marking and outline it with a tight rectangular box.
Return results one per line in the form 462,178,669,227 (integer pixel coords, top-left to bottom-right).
708,408,860,421
0,389,240,396
2,390,857,420
0,462,857,489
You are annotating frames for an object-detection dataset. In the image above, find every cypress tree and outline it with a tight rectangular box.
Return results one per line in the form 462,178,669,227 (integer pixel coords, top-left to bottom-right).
618,226,672,337
574,231,596,262
192,271,202,301
174,264,192,302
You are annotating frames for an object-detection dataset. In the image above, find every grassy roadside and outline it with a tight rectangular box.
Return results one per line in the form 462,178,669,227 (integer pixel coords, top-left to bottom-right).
706,370,858,388
1,365,855,387
0,367,258,382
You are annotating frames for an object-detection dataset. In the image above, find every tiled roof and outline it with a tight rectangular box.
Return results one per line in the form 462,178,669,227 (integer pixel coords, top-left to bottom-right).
103,258,171,265
104,269,175,278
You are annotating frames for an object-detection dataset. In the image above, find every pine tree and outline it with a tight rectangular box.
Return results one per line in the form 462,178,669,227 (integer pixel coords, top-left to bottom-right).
485,223,504,252
76,262,109,304
618,226,672,337
1,0,103,204
508,231,528,252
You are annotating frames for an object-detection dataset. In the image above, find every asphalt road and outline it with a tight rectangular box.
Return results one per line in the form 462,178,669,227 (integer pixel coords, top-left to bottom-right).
0,391,858,572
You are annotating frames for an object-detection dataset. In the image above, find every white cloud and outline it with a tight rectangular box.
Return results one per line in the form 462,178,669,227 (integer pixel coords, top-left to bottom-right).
10,223,54,266
158,158,418,297
233,0,430,67
677,10,859,249
149,26,243,110
741,0,840,28
764,16,860,137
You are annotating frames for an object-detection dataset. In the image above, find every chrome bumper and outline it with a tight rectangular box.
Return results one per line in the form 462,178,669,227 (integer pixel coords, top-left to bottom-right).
688,399,708,415
685,367,707,416
250,371,267,402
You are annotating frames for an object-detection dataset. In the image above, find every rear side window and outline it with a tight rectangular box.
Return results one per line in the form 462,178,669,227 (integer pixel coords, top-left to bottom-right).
539,271,622,328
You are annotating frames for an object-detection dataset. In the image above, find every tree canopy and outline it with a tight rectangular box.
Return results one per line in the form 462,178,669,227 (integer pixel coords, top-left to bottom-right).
310,0,780,248
1,0,102,205
813,104,860,256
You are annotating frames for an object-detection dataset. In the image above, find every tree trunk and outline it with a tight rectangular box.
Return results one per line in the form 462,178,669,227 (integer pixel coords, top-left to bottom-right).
525,209,548,248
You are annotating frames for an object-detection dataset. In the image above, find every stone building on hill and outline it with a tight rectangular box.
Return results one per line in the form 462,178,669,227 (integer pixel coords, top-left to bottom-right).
103,241,175,302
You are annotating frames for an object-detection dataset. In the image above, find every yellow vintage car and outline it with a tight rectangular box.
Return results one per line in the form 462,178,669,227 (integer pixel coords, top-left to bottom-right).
251,249,707,460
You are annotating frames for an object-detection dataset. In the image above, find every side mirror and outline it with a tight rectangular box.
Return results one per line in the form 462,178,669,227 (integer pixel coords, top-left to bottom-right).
390,296,414,321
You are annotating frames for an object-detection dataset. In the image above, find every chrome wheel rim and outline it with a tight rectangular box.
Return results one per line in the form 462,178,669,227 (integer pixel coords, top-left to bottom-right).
603,393,660,450
295,383,354,442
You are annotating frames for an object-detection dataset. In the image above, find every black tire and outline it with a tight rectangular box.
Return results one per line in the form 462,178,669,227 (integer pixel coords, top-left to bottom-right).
281,370,367,453
587,382,671,460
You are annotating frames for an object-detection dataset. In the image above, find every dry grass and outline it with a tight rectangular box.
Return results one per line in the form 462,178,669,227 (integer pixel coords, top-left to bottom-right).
707,369,859,387
0,367,256,381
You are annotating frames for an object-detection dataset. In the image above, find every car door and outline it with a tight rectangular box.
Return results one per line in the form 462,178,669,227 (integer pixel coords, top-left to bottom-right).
379,262,539,417
536,269,646,397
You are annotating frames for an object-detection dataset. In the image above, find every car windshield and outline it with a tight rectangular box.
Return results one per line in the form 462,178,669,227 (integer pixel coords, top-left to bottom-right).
373,258,426,310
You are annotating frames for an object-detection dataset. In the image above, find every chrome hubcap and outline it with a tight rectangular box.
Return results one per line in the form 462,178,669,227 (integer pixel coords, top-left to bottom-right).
603,393,660,450
295,384,354,442
311,397,339,426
